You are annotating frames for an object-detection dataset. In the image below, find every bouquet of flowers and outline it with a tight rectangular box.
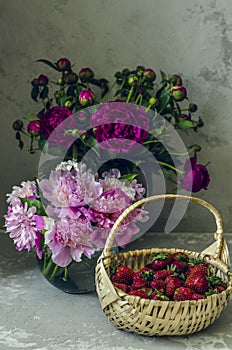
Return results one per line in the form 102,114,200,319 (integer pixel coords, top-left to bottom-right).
5,160,148,282
5,58,211,288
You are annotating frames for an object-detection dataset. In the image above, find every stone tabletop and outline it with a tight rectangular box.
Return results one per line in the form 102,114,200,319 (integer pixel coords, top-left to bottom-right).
0,231,232,350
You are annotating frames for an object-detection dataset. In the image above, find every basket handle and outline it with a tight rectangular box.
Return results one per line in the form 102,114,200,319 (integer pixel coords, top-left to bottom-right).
102,194,224,260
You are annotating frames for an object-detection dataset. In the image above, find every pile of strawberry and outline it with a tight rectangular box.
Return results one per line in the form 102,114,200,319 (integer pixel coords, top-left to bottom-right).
110,251,227,301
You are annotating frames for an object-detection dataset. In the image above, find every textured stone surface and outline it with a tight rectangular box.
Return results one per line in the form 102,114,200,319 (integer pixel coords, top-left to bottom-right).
1,0,232,231
0,231,232,350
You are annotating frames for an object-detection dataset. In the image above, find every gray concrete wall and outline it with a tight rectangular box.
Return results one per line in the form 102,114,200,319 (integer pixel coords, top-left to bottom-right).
1,0,232,232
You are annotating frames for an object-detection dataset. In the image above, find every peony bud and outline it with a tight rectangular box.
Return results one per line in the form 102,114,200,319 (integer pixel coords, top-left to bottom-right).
56,58,71,71
79,89,95,106
27,120,41,136
149,97,158,105
77,111,87,120
180,114,190,120
171,86,187,102
189,103,198,113
64,100,72,108
38,74,49,86
79,67,94,82
122,68,130,76
64,71,78,85
144,68,156,82
57,77,65,85
136,66,145,77
169,74,183,86
128,76,138,86
12,119,24,131
181,157,210,193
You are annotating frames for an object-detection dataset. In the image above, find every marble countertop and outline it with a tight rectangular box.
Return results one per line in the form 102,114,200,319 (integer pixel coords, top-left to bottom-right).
0,231,232,350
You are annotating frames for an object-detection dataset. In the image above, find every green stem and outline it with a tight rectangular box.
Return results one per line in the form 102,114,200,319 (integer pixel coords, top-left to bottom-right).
126,86,134,103
158,161,184,174
135,93,142,104
50,265,59,281
42,256,54,276
72,143,78,159
101,80,117,102
63,267,68,282
169,146,195,156
146,104,152,112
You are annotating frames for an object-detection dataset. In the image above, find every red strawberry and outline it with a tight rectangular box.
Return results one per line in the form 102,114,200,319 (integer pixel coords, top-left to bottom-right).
165,275,183,298
207,275,227,292
191,293,205,300
151,290,169,301
214,284,227,293
172,252,189,262
112,282,129,293
128,289,151,299
173,287,193,301
150,279,166,293
151,252,173,271
153,269,174,280
185,273,209,293
172,260,188,274
130,277,148,290
111,265,135,285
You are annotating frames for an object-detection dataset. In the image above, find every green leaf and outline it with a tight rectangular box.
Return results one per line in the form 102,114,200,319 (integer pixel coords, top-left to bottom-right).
160,70,167,82
19,198,46,216
36,59,60,72
67,86,76,97
24,114,40,121
157,93,170,113
39,85,49,100
119,173,138,182
31,86,39,101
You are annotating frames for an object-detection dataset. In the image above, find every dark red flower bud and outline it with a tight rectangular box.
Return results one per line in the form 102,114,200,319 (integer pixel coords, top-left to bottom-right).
189,103,198,113
64,71,78,85
38,74,49,86
56,58,71,71
171,86,187,102
12,119,24,131
79,67,94,82
144,68,156,82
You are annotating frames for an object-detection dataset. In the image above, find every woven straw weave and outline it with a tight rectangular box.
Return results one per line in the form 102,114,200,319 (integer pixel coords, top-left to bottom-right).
95,194,232,336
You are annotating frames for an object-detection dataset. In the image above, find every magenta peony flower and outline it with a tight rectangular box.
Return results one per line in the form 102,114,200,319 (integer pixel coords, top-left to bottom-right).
90,102,150,153
56,57,71,71
38,74,49,86
181,157,210,193
79,89,95,106
171,86,187,102
45,218,95,267
27,120,41,136
40,106,72,140
4,204,44,258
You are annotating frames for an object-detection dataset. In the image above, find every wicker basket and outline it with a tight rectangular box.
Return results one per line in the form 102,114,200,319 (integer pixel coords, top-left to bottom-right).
95,194,232,336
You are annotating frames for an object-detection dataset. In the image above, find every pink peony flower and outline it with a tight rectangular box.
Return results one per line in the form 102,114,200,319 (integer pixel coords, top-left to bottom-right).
7,180,37,206
45,218,95,267
39,162,103,209
4,204,44,258
90,102,150,152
